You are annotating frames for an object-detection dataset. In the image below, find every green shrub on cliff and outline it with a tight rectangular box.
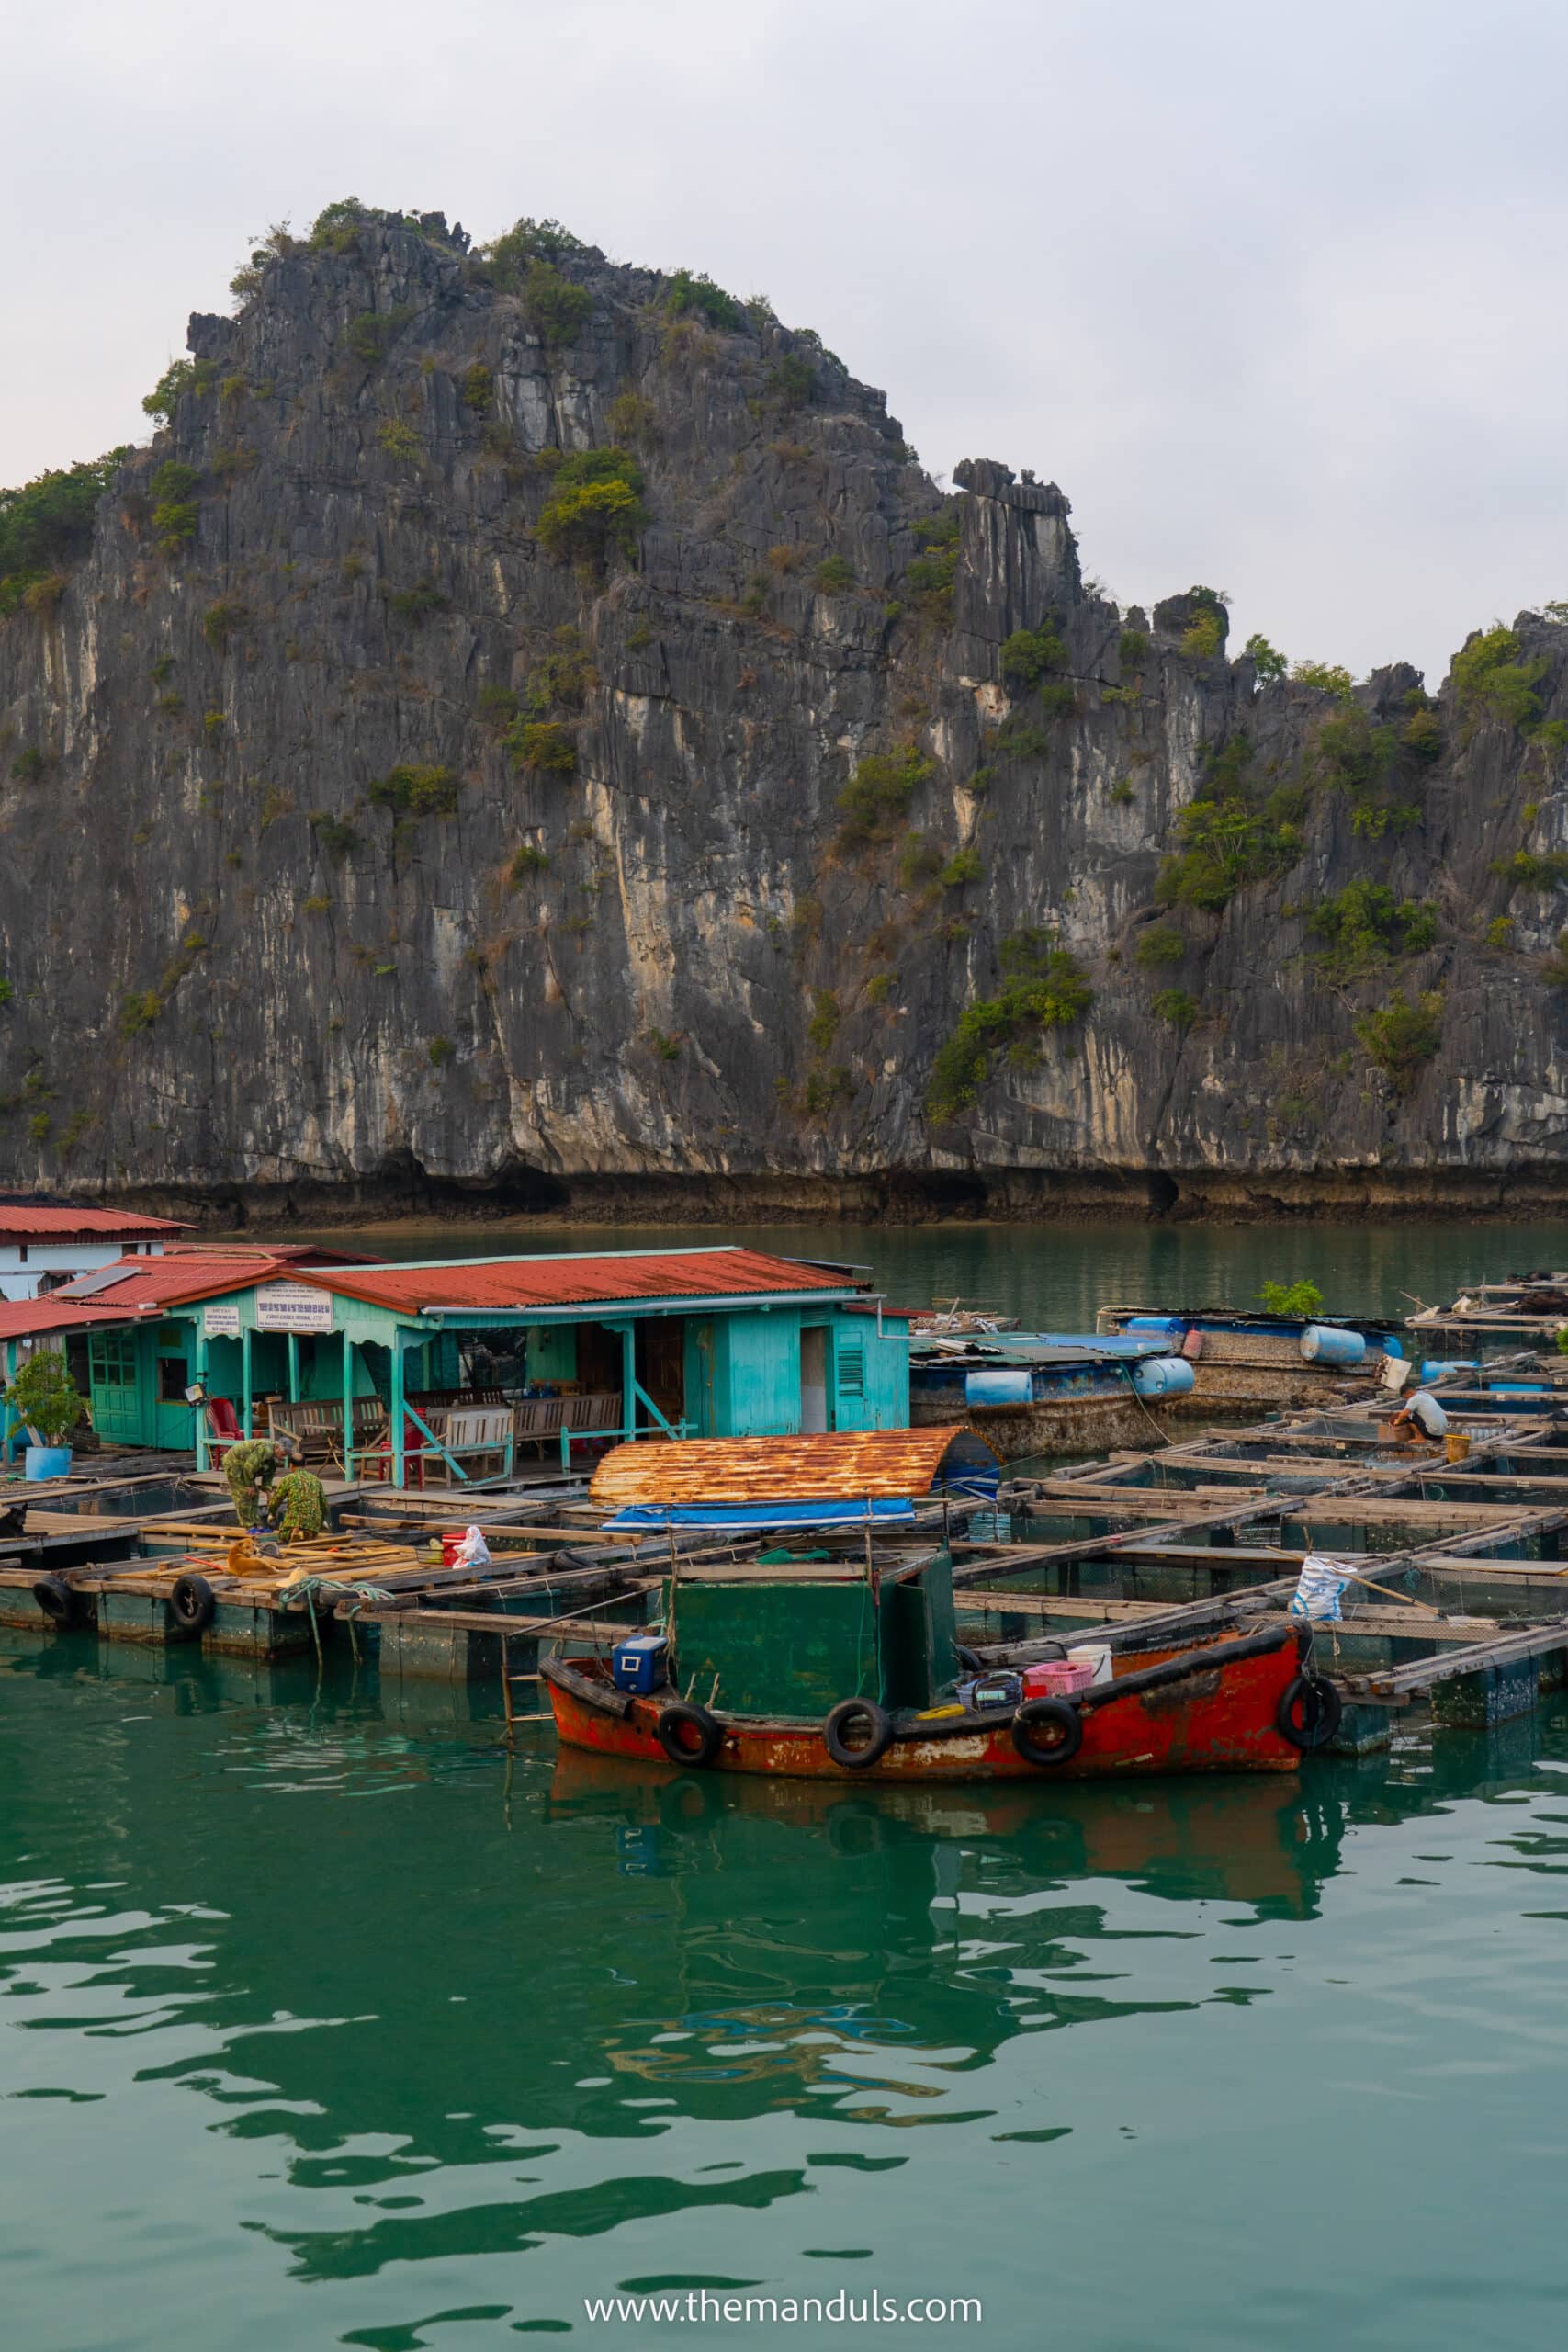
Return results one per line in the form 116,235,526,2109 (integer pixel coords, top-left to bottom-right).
509,721,576,777
1310,707,1423,839
1156,735,1304,911
1245,633,1288,682
368,764,461,816
904,511,960,623
536,448,645,564
522,262,592,347
1000,624,1066,692
1151,988,1199,1029
1491,848,1568,889
663,269,744,332
1291,659,1354,699
1307,881,1436,979
926,932,1092,1119
1134,922,1186,968
835,748,934,849
149,460,200,554
0,450,128,616
1354,989,1443,1094
1452,626,1548,733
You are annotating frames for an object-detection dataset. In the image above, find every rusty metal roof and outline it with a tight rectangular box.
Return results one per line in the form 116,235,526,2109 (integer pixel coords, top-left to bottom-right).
310,1247,858,1317
591,1426,998,1509
0,1299,146,1340
0,1204,189,1238
53,1253,304,1308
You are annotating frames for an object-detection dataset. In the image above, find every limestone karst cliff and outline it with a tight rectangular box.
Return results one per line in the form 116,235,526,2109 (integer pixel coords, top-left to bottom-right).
4,201,1568,1223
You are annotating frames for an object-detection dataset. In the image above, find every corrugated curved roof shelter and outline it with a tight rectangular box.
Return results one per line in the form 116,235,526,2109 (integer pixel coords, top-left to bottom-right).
591,1426,998,1514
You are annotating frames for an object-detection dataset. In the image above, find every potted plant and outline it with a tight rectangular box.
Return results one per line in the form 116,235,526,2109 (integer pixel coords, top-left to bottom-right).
3,1349,85,1481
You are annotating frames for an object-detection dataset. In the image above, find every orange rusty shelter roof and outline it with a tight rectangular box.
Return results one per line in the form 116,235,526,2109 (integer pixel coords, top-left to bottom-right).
304,1247,863,1317
0,1299,146,1340
53,1253,305,1309
590,1426,998,1510
0,1204,189,1238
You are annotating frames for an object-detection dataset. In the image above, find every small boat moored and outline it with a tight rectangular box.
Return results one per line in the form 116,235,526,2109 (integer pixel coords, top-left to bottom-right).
540,1429,1338,1783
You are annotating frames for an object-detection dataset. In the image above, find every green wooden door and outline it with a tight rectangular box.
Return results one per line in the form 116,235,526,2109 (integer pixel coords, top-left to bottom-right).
88,1329,143,1444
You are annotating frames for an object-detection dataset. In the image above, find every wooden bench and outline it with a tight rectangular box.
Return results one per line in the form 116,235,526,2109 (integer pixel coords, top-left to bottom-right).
419,1407,515,1486
513,1392,625,1457
355,1403,516,1487
268,1397,388,1471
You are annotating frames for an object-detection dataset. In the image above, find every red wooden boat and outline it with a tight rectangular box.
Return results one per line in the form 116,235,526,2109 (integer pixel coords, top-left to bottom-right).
542,1620,1334,1783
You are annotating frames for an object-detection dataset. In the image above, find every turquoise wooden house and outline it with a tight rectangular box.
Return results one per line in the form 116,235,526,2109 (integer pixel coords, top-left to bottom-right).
52,1244,911,1485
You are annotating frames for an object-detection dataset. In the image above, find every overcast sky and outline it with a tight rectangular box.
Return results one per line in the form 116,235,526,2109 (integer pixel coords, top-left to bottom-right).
6,0,1567,683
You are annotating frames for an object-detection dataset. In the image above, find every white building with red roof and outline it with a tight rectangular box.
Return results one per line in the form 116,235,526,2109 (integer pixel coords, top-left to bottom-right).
0,1203,190,1303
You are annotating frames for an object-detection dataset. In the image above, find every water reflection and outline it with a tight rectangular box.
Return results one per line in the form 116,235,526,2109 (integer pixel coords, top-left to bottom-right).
5,1632,1568,2349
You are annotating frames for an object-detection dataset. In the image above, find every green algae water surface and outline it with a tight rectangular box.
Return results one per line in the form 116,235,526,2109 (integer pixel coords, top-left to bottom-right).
4,1636,1568,2349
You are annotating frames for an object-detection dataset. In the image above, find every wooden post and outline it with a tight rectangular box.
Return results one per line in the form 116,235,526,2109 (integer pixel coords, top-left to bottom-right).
1,1339,14,1464
242,1326,253,1439
194,1329,209,1472
621,1325,636,1439
287,1332,299,1404
342,1332,355,1477
391,1330,405,1489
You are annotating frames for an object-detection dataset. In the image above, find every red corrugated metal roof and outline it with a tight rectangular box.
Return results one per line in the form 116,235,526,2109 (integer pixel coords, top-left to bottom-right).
0,1205,188,1238
53,1254,303,1308
310,1248,860,1315
0,1299,146,1340
591,1426,998,1508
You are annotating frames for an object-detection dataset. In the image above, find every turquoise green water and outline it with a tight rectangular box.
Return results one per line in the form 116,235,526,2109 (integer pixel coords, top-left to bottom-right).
6,1634,1568,2349
295,1218,1568,1330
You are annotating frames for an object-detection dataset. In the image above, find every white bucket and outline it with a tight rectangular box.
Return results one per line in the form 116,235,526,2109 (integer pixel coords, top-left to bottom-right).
1066,1642,1112,1685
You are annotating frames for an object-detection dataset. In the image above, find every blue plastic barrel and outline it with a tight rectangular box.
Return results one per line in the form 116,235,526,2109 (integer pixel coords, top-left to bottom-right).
1381,1336,1404,1360
1124,1316,1185,1336
1132,1355,1197,1398
1300,1324,1367,1366
1419,1359,1478,1383
965,1368,1033,1407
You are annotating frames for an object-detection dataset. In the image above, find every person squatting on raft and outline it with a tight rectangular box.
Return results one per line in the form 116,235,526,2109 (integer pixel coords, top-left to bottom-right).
1390,1388,1450,1447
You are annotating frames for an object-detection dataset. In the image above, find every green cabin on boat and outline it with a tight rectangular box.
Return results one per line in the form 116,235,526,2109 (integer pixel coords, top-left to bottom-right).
38,1243,911,1486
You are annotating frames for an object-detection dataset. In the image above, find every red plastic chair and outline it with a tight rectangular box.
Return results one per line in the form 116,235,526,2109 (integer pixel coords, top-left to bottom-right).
205,1396,243,1462
357,1415,427,1488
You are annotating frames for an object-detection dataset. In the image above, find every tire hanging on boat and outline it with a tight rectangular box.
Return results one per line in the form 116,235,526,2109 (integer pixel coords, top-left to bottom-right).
31,1575,78,1627
655,1700,722,1768
170,1573,217,1634
823,1697,895,1770
1010,1696,1084,1767
1275,1672,1342,1750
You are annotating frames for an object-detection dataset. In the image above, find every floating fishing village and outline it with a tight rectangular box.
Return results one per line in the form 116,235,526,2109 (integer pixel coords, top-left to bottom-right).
6,1208,1568,1779
15,56,1568,2337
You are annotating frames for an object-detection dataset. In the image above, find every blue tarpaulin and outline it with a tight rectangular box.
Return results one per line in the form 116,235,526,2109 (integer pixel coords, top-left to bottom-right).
604,1498,919,1532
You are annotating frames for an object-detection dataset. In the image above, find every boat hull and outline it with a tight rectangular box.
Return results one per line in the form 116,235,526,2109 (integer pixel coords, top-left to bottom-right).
542,1634,1303,1782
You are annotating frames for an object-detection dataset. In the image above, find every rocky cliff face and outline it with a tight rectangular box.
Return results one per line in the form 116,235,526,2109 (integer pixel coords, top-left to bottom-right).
5,204,1568,1224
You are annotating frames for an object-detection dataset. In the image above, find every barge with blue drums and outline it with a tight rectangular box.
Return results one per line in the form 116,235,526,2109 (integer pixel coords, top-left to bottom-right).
1094,1304,1398,1417
908,1333,1196,1459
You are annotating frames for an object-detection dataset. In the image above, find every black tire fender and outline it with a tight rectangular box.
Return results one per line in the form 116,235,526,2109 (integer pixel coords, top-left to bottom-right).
1011,1696,1084,1768
655,1700,722,1768
1276,1672,1342,1752
32,1574,77,1627
171,1573,217,1634
823,1697,895,1770
953,1642,987,1675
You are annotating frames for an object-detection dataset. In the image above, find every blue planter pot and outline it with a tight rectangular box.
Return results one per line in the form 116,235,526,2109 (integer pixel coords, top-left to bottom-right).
25,1445,73,1482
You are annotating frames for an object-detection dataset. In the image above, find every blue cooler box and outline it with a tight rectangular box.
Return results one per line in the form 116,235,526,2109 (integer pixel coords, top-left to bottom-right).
612,1636,670,1695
